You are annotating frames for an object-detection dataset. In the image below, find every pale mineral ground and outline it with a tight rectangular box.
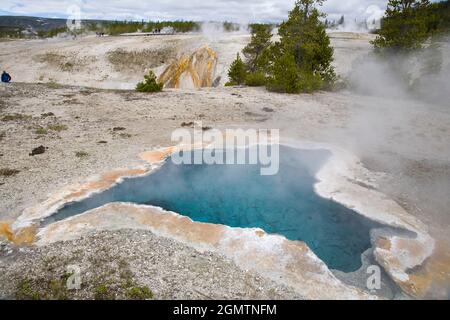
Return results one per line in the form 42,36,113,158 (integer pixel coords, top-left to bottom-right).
0,31,449,300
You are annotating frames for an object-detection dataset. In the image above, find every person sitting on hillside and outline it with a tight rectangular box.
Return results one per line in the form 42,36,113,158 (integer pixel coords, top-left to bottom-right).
1,71,11,83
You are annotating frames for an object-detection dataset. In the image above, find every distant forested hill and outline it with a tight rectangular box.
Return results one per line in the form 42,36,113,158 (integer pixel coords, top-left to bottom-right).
0,16,68,31
0,15,200,38
0,16,111,38
0,16,109,31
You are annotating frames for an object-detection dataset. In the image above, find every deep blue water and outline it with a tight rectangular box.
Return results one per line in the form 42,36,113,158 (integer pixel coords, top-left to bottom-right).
43,146,380,272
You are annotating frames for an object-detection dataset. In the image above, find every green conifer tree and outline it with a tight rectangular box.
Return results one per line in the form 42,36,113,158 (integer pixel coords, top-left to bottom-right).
226,53,247,86
242,24,273,73
268,0,336,92
372,0,433,51
266,52,301,93
136,71,163,93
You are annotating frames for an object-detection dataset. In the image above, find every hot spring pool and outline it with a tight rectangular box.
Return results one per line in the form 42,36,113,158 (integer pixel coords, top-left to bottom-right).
43,146,380,272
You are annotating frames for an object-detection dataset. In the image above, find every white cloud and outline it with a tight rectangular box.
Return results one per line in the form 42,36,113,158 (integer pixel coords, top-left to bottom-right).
323,0,385,20
0,0,437,22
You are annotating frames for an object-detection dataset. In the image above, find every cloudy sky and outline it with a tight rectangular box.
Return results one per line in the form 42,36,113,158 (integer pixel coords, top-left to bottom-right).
0,0,436,22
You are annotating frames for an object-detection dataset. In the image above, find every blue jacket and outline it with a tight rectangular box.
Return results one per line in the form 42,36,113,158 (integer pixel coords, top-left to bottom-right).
1,72,11,83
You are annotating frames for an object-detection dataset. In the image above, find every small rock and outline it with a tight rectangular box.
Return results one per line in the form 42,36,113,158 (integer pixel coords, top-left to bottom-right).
41,112,55,118
181,122,194,128
212,76,221,88
29,145,47,156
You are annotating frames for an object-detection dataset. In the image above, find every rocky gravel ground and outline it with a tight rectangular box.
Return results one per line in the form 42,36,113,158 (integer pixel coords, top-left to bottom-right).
0,229,303,300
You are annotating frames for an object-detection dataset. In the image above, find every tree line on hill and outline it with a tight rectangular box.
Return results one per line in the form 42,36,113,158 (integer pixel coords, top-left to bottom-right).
0,19,257,38
0,20,202,38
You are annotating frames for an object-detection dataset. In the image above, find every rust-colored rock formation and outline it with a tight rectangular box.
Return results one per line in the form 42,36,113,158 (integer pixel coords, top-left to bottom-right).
1,221,36,245
158,45,218,89
0,221,13,241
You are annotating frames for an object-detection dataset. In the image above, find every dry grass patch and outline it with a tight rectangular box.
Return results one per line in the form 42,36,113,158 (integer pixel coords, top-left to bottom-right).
48,124,68,132
34,52,94,72
75,151,89,159
34,127,48,135
35,53,69,69
61,99,82,105
1,113,32,122
45,81,63,89
107,47,177,72
33,124,67,135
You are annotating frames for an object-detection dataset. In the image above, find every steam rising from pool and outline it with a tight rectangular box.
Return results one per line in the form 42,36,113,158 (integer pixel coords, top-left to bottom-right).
43,146,380,272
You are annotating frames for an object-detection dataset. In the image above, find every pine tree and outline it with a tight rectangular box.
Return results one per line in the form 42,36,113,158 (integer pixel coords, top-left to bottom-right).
266,52,301,93
269,0,336,91
226,53,247,86
372,0,432,51
136,71,163,93
225,0,336,93
242,24,273,73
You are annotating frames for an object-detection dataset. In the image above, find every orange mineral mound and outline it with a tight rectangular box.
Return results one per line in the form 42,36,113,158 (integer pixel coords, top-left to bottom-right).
0,221,37,245
158,45,218,89
0,221,13,241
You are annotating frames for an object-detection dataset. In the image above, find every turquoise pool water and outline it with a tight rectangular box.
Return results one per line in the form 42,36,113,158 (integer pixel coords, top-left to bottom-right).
43,146,380,272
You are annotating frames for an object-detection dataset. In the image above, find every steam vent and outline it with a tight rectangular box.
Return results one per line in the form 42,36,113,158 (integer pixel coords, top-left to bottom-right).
158,45,218,89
